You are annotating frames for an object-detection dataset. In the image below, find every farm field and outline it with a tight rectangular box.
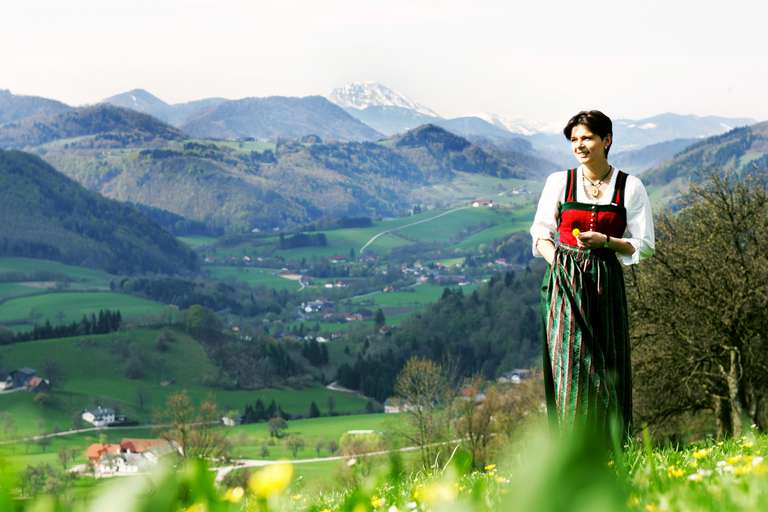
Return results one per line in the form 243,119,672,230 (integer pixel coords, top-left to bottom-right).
204,266,302,291
0,291,167,331
202,204,534,263
0,328,369,439
0,257,113,288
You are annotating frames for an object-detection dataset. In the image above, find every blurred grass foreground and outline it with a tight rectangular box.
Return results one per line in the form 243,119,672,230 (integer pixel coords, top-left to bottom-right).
4,419,768,512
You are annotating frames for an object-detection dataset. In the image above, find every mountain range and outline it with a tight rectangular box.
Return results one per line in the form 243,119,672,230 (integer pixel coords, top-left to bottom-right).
0,103,555,231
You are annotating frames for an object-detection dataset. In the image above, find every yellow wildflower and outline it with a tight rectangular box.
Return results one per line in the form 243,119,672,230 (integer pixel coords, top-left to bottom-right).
185,504,206,512
416,482,458,505
644,504,658,512
223,486,244,503
572,228,581,237
484,464,496,472
627,495,640,507
667,465,685,478
249,462,294,498
371,495,385,508
726,455,743,465
734,465,753,476
741,441,754,449
692,448,710,460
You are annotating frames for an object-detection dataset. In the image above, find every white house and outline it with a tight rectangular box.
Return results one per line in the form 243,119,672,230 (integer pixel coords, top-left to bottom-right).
82,406,116,427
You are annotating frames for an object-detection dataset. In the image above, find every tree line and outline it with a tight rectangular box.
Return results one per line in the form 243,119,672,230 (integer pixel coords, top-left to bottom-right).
1,309,122,344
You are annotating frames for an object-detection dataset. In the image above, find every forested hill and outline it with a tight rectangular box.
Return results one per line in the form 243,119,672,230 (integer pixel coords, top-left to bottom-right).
0,89,72,125
0,150,198,274
387,124,555,180
0,104,183,148
337,264,545,401
644,121,768,187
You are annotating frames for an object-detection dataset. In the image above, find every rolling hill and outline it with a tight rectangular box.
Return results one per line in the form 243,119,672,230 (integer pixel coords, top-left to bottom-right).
0,149,198,274
180,96,383,141
0,89,72,125
0,104,183,149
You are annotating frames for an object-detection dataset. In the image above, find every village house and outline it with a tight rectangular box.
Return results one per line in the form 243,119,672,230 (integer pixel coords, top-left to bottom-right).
471,199,495,208
383,398,415,414
497,369,533,384
86,438,175,477
82,406,116,427
26,376,51,392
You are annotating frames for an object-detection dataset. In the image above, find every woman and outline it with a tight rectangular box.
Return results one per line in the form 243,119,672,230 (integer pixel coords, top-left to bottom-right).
530,110,654,442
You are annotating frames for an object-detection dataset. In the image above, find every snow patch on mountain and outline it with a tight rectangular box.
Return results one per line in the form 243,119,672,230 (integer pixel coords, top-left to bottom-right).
471,112,559,135
328,82,440,117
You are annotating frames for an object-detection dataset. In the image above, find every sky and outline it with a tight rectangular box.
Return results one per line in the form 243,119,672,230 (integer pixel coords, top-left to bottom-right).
3,0,768,127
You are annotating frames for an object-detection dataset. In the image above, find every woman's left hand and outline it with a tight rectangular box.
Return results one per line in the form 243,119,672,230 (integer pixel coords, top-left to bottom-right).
576,231,607,249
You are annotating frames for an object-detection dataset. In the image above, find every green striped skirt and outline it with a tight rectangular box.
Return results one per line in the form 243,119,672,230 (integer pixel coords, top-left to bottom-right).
540,244,632,440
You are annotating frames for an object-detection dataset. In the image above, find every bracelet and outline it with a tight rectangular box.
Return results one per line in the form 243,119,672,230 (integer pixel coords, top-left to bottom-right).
604,235,611,248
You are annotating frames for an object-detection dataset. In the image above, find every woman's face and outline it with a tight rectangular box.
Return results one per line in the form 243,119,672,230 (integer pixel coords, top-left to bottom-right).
569,124,611,165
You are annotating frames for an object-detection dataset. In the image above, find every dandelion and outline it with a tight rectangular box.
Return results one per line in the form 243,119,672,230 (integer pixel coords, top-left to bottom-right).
371,495,385,508
667,465,685,478
692,448,710,460
726,455,743,465
484,464,496,472
415,482,458,506
734,465,753,476
249,462,294,498
223,486,244,503
644,504,658,512
572,228,580,238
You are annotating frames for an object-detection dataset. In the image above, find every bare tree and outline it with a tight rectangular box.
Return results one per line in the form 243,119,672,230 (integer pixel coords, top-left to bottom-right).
394,357,451,469
629,174,768,437
157,391,230,460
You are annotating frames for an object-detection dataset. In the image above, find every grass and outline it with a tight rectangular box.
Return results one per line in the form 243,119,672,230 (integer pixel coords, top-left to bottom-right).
205,205,534,263
177,236,219,249
0,328,369,440
0,291,167,330
0,257,112,287
204,266,302,291
223,413,401,460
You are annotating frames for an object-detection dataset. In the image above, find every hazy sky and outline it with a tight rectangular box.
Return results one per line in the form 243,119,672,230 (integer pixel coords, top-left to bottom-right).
4,0,768,126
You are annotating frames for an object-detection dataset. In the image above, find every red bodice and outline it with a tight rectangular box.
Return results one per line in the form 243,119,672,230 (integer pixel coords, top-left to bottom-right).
557,168,628,247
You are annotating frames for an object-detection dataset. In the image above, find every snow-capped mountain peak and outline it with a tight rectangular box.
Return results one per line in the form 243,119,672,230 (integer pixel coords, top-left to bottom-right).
328,82,440,117
470,112,558,135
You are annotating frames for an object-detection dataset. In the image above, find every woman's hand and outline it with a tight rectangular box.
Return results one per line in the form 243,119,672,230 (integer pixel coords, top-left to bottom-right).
576,231,607,249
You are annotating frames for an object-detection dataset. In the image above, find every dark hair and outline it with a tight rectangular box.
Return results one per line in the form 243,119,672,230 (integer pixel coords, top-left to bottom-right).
563,110,613,156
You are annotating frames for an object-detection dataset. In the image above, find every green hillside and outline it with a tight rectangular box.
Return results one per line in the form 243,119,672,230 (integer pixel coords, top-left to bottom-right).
0,150,198,274
0,328,369,439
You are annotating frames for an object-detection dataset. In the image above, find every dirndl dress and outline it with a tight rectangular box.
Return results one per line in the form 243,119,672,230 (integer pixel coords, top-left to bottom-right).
541,168,632,440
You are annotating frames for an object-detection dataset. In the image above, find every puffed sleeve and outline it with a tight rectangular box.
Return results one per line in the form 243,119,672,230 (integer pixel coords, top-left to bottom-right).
618,175,655,266
530,172,566,257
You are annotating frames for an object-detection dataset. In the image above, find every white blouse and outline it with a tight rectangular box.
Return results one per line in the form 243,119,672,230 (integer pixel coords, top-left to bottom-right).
529,165,655,266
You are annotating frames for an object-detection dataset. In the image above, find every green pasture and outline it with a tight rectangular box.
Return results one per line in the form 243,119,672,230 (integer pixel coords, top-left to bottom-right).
0,257,113,287
0,329,369,439
223,413,401,460
177,235,219,249
205,266,302,291
349,283,478,309
204,206,533,263
0,292,166,330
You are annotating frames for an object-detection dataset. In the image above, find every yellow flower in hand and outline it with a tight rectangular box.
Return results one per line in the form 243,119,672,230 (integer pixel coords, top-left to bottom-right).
572,228,580,238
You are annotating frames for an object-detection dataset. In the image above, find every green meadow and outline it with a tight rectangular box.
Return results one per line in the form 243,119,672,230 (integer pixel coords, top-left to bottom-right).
204,266,302,291
0,292,167,331
0,328,369,440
